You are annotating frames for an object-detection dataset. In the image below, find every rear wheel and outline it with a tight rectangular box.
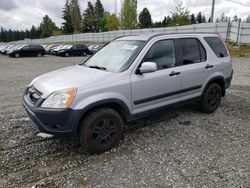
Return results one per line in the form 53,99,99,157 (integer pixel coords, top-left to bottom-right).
15,53,20,58
65,52,70,57
82,52,87,56
79,108,123,154
199,83,222,113
37,53,42,57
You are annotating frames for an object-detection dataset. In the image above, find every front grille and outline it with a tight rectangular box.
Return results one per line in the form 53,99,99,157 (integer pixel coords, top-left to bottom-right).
27,86,42,103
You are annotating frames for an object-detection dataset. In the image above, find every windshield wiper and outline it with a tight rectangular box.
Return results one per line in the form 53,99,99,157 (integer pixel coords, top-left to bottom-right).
88,65,108,71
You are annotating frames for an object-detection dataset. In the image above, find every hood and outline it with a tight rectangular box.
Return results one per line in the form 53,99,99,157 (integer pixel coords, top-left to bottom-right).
31,65,119,98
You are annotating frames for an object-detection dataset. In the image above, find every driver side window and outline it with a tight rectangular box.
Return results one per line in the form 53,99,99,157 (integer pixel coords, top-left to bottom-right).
143,40,176,70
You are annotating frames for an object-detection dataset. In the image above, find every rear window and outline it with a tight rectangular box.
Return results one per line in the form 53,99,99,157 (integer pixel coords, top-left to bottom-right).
204,37,228,58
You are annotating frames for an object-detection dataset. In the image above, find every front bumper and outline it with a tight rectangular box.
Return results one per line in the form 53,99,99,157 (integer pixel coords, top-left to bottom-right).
22,88,81,137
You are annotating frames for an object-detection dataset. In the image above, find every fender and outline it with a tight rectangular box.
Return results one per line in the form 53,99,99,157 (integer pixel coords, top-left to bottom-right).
71,98,131,133
203,75,226,96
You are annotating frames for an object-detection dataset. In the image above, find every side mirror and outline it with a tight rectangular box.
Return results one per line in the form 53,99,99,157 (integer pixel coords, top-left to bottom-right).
139,62,157,74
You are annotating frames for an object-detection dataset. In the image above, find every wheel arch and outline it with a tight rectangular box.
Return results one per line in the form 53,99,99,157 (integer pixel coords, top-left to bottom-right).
203,76,226,97
74,99,131,134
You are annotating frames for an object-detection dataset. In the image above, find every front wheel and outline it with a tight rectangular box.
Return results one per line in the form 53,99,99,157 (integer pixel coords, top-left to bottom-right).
199,83,222,113
37,53,42,57
15,53,20,58
79,108,123,154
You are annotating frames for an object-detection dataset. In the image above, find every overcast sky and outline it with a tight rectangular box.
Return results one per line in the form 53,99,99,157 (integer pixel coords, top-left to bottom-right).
0,0,249,30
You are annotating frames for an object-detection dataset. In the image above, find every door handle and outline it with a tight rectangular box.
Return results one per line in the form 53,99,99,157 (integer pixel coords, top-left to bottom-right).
169,71,180,76
205,64,214,69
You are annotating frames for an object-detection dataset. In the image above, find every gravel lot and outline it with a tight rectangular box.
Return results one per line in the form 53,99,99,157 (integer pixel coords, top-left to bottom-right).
0,55,249,188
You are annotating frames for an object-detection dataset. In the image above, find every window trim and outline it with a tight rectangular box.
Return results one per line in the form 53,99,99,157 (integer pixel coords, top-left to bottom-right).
135,38,181,73
177,37,207,66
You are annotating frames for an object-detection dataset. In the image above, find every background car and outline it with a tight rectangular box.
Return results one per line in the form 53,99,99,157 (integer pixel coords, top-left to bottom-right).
8,44,45,58
50,45,66,55
88,44,102,54
1,45,15,54
57,44,91,57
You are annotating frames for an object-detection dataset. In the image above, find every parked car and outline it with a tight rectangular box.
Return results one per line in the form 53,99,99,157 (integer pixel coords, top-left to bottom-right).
57,44,91,57
1,44,15,54
6,44,26,55
88,44,102,54
44,45,58,54
50,45,66,55
9,44,45,58
23,33,233,154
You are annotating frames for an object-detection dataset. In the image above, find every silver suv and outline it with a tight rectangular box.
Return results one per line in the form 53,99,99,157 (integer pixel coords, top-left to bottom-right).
23,33,233,153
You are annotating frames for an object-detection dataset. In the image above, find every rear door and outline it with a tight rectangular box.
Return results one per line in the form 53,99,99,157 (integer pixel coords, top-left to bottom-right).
130,39,182,114
20,45,31,56
177,38,210,101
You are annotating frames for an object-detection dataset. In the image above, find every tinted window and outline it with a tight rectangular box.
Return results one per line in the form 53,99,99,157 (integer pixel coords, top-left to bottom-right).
180,38,206,65
143,40,176,70
204,37,228,58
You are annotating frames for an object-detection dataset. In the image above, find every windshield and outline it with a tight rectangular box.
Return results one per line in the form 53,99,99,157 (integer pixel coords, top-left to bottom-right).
64,45,73,49
17,45,26,49
84,40,146,72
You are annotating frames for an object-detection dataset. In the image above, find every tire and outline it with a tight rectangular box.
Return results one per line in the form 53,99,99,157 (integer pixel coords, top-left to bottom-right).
79,108,123,154
65,53,70,57
37,53,42,57
199,83,222,113
15,53,20,58
82,52,87,56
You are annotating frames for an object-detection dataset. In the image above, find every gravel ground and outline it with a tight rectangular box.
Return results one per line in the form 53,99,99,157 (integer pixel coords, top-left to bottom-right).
0,55,249,188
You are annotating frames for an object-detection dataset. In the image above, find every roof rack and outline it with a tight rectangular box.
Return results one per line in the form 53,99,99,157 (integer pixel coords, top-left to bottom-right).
112,35,140,41
147,32,219,41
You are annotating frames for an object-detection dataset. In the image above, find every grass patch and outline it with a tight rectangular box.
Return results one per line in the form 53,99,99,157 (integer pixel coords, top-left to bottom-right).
227,43,250,57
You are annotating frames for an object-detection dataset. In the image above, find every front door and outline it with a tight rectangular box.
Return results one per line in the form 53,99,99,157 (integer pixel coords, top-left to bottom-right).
130,39,182,115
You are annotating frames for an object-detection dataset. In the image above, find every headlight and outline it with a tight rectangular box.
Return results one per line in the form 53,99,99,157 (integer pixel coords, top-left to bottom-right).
41,88,77,109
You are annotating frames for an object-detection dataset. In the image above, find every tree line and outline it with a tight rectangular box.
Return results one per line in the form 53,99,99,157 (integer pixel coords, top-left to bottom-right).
1,0,250,42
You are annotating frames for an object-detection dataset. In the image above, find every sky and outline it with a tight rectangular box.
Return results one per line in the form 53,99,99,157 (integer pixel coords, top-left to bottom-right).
0,0,249,30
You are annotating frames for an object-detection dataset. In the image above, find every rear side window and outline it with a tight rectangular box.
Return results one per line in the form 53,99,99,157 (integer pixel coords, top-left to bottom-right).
180,38,206,65
204,37,228,58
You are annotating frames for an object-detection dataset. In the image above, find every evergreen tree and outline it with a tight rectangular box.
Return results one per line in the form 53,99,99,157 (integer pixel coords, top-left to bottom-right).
190,13,196,24
233,15,238,22
171,2,190,26
202,15,206,23
121,0,138,29
220,13,226,22
82,1,96,32
69,0,82,33
40,15,58,38
62,0,74,34
246,15,250,23
139,8,152,28
196,12,202,23
30,25,39,39
162,16,172,27
95,0,105,32
153,21,162,28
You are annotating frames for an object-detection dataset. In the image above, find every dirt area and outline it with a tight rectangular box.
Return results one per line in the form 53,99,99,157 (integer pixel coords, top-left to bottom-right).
0,55,249,187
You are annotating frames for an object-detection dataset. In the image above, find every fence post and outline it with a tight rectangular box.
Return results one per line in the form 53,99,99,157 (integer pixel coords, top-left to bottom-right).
226,18,231,42
236,19,241,46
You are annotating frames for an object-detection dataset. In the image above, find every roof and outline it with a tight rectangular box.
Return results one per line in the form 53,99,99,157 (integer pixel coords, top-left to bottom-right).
115,32,220,41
